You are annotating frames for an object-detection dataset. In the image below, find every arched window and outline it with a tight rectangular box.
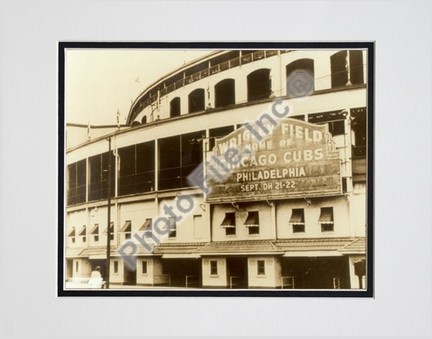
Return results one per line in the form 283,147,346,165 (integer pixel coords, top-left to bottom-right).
131,121,141,128
331,50,364,88
247,69,271,102
286,58,315,97
214,79,235,108
170,97,181,117
188,88,205,113
141,115,147,124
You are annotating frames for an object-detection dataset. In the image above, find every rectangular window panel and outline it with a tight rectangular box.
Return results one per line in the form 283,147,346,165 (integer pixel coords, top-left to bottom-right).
119,145,136,196
290,209,305,233
209,126,235,149
136,141,155,193
245,211,260,235
221,212,236,236
89,152,114,201
159,136,181,190
113,261,118,274
210,260,218,275
349,50,364,85
319,207,334,232
142,261,147,274
257,260,265,275
168,217,177,238
328,120,345,136
67,159,87,205
331,50,348,88
181,130,204,187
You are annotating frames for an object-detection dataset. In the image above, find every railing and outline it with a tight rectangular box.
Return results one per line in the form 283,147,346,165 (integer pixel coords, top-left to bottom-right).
185,275,199,288
229,275,240,289
281,276,295,289
153,274,171,286
131,50,285,121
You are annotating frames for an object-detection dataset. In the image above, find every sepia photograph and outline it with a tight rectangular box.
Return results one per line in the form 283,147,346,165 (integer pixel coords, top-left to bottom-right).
59,42,373,296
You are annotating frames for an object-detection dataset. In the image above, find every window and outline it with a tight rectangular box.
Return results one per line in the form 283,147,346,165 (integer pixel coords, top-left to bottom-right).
247,69,271,102
104,222,114,241
319,207,334,232
120,220,132,240
141,115,147,124
170,97,181,117
168,217,177,238
140,218,152,234
290,209,305,233
79,225,86,242
142,261,148,274
286,58,315,97
257,260,265,275
91,224,99,242
214,79,235,108
188,88,205,113
209,125,235,150
331,50,364,88
158,131,204,190
158,135,181,189
245,211,260,235
210,260,218,275
221,212,236,236
327,120,345,136
75,261,79,273
67,159,86,205
118,141,155,196
68,227,76,243
89,152,115,201
113,261,118,274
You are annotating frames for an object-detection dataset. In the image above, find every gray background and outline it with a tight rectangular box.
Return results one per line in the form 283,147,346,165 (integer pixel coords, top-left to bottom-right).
1,0,431,336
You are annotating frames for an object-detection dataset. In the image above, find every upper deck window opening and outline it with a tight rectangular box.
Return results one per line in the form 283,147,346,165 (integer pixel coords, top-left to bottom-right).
286,58,315,97
331,50,364,88
170,97,181,117
214,79,235,108
247,68,271,102
141,115,147,124
188,88,205,113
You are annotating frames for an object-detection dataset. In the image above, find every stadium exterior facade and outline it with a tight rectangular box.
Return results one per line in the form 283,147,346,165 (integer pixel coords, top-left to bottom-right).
65,49,369,289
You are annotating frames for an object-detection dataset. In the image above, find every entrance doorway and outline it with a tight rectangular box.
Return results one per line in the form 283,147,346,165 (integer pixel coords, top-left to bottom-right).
162,259,201,287
226,257,248,288
281,257,350,289
123,262,137,285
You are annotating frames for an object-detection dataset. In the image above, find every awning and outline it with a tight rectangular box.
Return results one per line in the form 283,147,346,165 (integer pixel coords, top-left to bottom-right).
161,253,201,259
78,226,86,236
140,218,152,231
244,211,259,227
120,220,131,232
199,240,281,255
220,213,235,228
318,208,334,224
68,228,76,237
289,209,304,224
90,224,99,235
282,251,342,257
103,222,114,234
